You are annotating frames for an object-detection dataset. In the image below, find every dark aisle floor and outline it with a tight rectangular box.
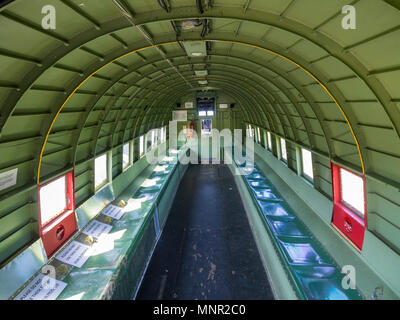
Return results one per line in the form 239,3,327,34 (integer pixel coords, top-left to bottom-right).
136,164,274,300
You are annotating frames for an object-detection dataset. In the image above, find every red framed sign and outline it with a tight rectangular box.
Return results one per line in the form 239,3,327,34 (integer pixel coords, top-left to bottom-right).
331,162,367,250
38,171,77,257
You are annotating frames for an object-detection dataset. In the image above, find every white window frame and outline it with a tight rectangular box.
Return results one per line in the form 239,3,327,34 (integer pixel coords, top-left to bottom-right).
248,124,254,139
267,132,272,150
161,126,167,142
263,130,267,148
145,132,150,153
39,175,68,226
146,130,154,153
94,153,110,190
301,148,314,181
280,138,287,162
152,129,156,147
340,168,365,217
122,141,132,170
139,135,145,158
156,128,160,145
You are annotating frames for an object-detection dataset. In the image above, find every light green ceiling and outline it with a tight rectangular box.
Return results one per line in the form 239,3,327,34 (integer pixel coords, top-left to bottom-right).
0,0,399,191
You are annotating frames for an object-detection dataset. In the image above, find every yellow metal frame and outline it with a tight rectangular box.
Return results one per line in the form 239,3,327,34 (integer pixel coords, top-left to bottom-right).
37,40,365,184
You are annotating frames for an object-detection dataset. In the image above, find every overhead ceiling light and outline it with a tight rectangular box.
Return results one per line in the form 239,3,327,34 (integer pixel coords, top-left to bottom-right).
198,80,208,85
195,70,208,76
182,41,207,58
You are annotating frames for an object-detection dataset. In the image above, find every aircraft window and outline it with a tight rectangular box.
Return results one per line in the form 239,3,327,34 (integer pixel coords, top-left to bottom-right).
152,130,155,146
139,135,144,157
263,131,267,149
340,168,365,216
151,129,156,147
267,132,272,150
39,175,67,226
95,153,108,189
301,148,314,180
145,132,151,152
248,124,254,139
331,163,367,249
123,143,130,169
153,129,157,146
38,171,77,256
280,138,287,162
164,126,167,142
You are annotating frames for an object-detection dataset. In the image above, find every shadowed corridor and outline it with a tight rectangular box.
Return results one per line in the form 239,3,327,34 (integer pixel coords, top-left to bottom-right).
136,164,274,300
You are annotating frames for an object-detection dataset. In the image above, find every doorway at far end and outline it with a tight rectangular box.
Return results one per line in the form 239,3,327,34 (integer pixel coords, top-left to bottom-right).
201,119,212,136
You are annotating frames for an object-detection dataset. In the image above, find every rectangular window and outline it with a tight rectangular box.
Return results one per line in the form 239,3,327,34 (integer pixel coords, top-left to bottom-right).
248,124,254,138
38,171,77,257
257,127,261,144
263,131,267,149
152,129,157,147
301,148,314,180
280,138,287,161
151,130,156,148
267,132,272,150
139,135,144,157
39,175,67,226
201,119,212,136
331,163,366,250
122,142,130,169
162,126,167,142
95,154,108,189
340,168,365,216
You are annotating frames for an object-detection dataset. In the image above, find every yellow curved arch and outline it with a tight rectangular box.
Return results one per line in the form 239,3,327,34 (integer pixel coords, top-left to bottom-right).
37,39,365,183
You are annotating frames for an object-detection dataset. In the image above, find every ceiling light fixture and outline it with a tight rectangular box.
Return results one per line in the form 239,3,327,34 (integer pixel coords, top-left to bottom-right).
195,70,208,76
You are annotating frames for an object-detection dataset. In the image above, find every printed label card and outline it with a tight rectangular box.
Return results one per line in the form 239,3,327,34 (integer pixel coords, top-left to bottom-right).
14,273,67,300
